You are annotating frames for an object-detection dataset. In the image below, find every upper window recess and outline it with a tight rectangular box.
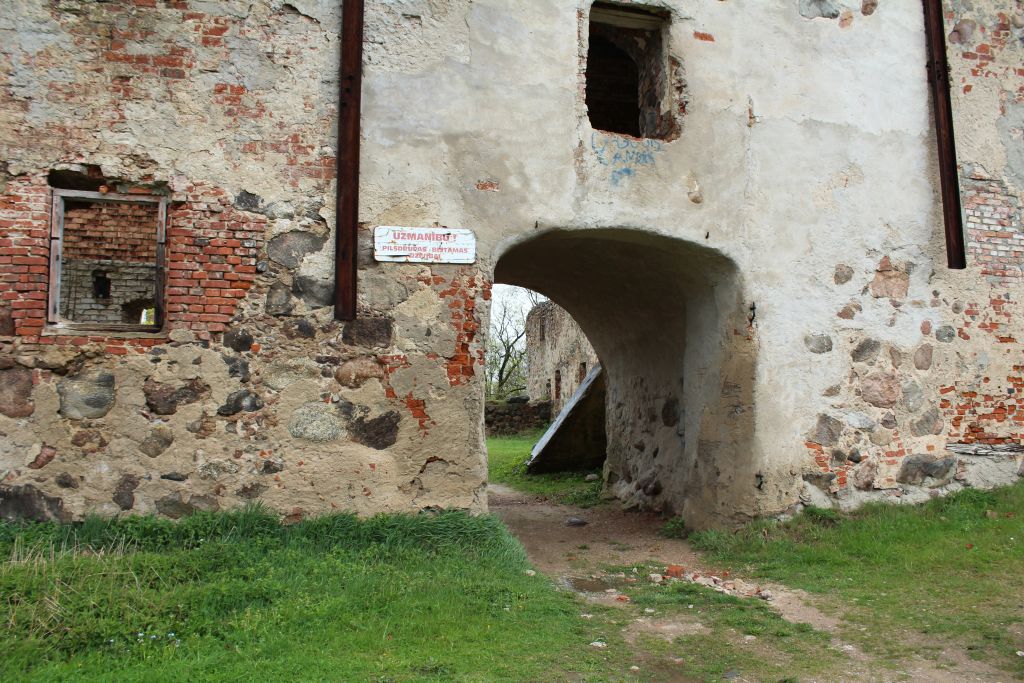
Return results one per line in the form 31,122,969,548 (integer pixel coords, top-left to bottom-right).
586,2,675,139
49,189,167,332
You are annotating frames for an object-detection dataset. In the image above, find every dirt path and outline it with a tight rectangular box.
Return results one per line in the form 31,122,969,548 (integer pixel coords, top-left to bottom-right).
489,484,1009,683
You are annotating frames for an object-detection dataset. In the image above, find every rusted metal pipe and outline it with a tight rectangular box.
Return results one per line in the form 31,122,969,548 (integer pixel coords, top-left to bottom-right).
334,0,365,320
922,0,966,270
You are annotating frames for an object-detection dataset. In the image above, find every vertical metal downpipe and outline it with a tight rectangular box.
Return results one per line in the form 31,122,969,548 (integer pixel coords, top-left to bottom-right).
922,0,967,269
334,0,365,320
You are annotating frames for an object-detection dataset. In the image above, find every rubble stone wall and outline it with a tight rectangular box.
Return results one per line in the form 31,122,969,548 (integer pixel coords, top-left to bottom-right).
484,401,552,437
0,0,1021,528
525,300,599,414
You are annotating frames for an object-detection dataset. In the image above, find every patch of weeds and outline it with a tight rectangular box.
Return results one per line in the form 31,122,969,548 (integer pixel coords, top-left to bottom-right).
659,516,688,539
801,505,839,526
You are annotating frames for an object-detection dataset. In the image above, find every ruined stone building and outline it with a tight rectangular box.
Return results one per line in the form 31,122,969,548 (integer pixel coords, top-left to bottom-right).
525,300,599,414
1,1,1022,529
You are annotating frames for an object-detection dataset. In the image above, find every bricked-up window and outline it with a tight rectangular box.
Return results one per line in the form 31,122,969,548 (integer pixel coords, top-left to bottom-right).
586,2,672,139
49,189,167,331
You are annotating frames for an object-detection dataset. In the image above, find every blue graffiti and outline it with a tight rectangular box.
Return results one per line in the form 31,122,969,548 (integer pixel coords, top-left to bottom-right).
590,132,664,186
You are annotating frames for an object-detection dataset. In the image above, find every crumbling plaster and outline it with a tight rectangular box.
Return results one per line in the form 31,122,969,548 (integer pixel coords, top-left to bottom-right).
0,0,1021,529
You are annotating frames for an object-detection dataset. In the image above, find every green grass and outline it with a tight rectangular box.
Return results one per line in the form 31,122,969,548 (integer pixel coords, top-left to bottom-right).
691,482,1024,674
487,431,604,507
0,507,645,682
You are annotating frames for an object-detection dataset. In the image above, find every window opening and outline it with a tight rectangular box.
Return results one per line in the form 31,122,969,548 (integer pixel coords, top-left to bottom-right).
49,189,167,332
91,270,111,300
554,370,562,400
586,2,672,139
579,362,587,383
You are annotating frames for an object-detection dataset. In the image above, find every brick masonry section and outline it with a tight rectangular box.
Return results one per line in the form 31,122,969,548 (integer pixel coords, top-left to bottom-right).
164,186,264,338
964,175,1022,285
0,174,263,343
63,201,158,263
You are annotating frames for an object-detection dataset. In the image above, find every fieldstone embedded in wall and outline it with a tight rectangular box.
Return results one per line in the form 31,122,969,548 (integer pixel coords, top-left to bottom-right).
798,0,841,20
293,275,334,308
0,485,70,522
350,411,401,450
112,474,141,510
223,328,255,353
263,358,320,391
27,445,57,469
342,317,393,348
860,372,900,408
267,230,327,269
138,427,175,458
289,403,345,442
897,455,957,488
265,283,295,316
913,344,933,370
804,334,833,354
143,378,210,416
58,370,115,420
217,390,263,416
0,366,34,418
156,492,219,520
868,257,910,299
335,357,386,388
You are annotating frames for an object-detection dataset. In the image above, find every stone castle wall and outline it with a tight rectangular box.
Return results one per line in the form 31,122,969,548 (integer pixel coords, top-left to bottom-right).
0,0,1020,528
525,300,599,415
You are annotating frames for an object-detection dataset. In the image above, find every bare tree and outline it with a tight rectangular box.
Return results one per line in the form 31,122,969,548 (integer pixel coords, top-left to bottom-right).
485,286,544,400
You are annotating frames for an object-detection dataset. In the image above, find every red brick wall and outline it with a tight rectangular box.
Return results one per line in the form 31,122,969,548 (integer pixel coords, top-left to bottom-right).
164,186,264,337
965,177,1022,285
63,201,159,264
0,175,50,338
0,175,263,346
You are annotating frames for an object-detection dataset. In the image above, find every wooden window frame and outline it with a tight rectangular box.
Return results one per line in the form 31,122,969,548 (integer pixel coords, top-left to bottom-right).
48,188,168,334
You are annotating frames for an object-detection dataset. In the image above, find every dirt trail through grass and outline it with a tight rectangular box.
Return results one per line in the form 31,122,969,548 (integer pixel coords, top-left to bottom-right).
489,482,1011,682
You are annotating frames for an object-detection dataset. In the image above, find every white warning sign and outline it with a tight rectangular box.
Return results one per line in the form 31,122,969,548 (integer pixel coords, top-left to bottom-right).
373,226,476,264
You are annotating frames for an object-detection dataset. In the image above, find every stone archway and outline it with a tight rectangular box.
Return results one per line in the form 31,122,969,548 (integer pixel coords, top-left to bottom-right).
494,228,758,529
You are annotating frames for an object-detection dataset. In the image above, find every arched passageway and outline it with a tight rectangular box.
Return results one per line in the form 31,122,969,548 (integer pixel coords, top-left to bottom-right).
494,228,758,528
